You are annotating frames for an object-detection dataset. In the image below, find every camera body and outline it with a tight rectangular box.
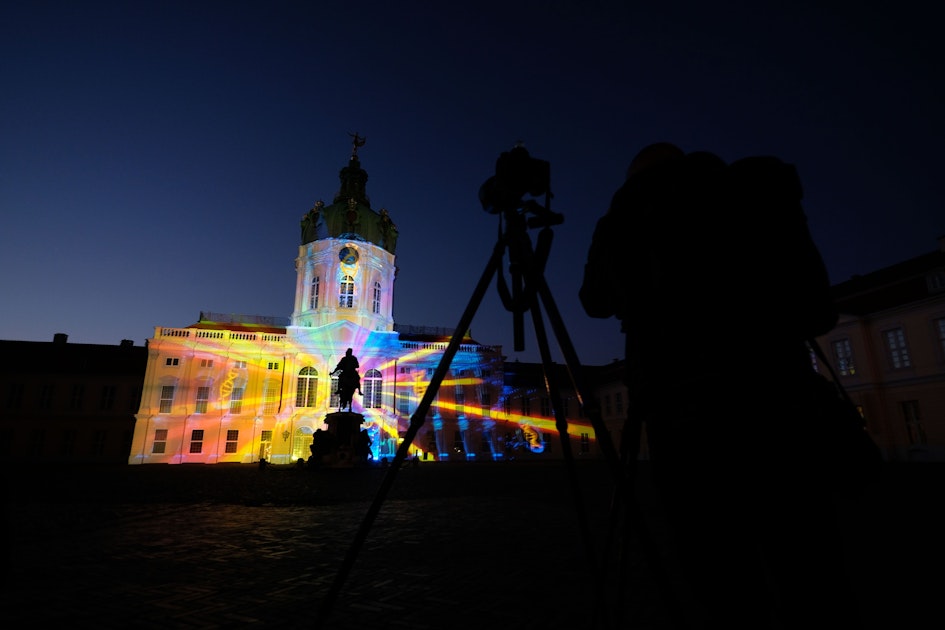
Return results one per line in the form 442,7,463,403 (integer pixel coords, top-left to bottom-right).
479,146,551,215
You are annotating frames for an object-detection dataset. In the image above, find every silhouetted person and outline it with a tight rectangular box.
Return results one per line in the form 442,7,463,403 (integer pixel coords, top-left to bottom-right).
356,429,372,464
310,429,329,468
331,348,362,411
580,142,860,628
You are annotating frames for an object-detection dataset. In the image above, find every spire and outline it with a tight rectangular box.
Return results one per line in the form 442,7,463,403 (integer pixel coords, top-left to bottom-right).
298,134,398,254
350,132,366,158
334,132,370,207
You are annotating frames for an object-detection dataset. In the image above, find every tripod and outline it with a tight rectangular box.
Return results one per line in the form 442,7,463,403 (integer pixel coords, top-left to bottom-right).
314,158,666,630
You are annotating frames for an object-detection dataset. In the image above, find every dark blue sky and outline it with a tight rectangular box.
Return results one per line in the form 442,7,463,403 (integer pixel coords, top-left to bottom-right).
2,1,942,366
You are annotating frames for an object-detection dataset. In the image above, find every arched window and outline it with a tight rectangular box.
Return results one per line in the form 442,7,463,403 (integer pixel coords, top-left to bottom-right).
372,281,381,314
309,276,320,309
339,275,354,308
291,428,310,462
296,367,318,407
363,368,383,409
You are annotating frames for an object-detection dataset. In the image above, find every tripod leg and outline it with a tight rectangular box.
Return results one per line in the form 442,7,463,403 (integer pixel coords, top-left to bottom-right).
314,238,507,629
534,272,688,628
527,300,616,629
535,275,622,474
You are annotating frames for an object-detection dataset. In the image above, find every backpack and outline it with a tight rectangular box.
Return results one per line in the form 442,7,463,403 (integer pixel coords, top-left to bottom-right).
721,155,838,339
580,150,838,342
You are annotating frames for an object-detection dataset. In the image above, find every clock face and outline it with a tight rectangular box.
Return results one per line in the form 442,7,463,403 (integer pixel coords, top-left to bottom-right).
339,246,359,265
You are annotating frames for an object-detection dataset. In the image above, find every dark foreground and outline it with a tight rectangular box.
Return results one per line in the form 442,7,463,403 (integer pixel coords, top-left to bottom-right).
1,460,941,629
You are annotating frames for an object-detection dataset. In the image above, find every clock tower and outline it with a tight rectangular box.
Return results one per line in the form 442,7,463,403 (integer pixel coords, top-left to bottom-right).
291,135,398,332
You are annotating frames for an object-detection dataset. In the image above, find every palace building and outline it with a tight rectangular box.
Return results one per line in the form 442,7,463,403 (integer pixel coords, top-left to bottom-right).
127,138,599,465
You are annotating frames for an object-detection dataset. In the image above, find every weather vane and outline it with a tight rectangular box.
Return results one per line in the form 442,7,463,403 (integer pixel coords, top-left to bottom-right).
349,132,366,157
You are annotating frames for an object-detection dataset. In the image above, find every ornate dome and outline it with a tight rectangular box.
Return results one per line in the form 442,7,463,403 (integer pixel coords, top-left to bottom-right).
300,134,398,254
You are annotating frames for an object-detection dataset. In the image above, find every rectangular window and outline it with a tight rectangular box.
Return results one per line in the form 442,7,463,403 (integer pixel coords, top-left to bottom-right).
60,429,76,457
39,383,55,410
229,387,244,414
190,429,204,453
310,276,320,309
330,377,341,408
225,429,239,453
397,391,410,415
480,431,492,454
580,432,590,454
832,339,856,376
165,357,179,367
339,276,354,308
195,386,210,413
28,429,45,456
100,385,116,410
261,430,272,442
504,397,512,416
902,400,926,445
884,328,912,369
603,394,612,416
521,396,530,416
263,383,279,415
159,386,175,413
928,270,945,292
267,361,280,370
6,383,24,410
372,282,381,314
152,429,168,454
90,430,106,457
70,384,85,410
364,375,382,409
296,376,316,408
540,396,551,416
454,430,465,451
200,358,213,368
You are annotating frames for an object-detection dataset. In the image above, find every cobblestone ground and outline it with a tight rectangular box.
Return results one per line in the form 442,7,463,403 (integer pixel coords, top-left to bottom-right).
1,461,941,629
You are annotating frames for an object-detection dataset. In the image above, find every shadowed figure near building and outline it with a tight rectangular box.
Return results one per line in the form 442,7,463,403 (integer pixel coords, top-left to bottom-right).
580,142,862,628
331,348,362,412
309,429,333,468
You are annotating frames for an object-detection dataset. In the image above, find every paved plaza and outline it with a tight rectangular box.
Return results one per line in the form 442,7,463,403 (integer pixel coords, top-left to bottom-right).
1,460,941,628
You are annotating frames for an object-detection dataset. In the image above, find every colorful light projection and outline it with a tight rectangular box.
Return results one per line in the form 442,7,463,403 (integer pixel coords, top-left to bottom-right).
131,323,599,465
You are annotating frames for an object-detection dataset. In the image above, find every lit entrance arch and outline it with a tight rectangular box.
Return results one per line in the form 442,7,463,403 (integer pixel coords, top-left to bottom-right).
291,426,314,463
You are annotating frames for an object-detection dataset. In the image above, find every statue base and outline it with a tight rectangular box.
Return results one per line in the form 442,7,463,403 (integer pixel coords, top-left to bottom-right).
311,411,367,468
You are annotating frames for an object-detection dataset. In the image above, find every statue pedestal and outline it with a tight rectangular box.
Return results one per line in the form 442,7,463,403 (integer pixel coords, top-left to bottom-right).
320,411,366,467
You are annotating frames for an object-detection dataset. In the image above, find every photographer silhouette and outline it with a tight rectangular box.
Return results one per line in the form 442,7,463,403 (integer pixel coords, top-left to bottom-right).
580,142,862,628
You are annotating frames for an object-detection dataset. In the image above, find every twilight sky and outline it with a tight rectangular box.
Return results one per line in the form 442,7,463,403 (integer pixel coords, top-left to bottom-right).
1,1,942,366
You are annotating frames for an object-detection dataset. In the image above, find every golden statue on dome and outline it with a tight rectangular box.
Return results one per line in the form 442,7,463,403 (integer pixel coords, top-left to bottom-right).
349,132,366,158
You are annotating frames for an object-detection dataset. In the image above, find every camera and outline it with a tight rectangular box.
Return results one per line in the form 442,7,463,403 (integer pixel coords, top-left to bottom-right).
479,145,551,215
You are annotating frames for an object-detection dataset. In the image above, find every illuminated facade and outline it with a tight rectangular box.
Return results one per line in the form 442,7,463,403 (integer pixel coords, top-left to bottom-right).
127,140,597,465
814,237,945,462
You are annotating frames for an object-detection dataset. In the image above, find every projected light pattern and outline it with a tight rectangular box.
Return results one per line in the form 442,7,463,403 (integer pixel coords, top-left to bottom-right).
128,322,598,465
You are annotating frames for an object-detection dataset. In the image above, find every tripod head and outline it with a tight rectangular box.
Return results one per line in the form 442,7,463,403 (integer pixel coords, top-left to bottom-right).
479,144,563,351
478,144,563,228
